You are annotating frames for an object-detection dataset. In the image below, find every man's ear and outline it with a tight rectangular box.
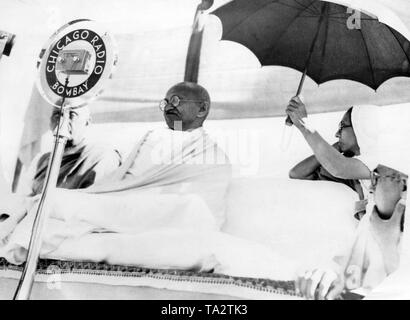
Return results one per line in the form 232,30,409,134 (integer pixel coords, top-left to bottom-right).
197,101,210,118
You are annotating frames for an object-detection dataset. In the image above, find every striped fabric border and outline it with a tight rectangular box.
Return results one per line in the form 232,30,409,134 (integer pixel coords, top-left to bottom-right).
0,258,301,299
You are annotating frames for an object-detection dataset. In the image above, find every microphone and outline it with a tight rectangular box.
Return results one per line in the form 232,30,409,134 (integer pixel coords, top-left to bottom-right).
56,49,92,75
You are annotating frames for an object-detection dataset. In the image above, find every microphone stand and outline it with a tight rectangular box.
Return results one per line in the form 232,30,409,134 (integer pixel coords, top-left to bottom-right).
13,76,71,300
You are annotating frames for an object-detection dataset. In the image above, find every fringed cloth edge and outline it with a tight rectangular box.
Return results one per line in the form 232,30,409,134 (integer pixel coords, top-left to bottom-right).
0,258,301,300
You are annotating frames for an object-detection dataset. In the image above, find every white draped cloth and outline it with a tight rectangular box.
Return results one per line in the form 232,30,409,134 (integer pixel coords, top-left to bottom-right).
0,127,295,281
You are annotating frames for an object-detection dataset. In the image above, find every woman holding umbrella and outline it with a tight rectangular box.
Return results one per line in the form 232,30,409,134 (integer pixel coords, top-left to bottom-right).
286,97,410,221
288,106,366,217
287,97,410,299
286,96,408,180
286,97,370,177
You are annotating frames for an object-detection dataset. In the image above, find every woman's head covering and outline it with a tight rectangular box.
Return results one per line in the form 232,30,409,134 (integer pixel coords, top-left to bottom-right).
351,104,410,175
351,105,381,157
350,105,382,171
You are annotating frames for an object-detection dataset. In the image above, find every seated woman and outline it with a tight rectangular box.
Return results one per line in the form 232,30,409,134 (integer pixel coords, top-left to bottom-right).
289,107,365,218
286,98,401,219
295,164,407,300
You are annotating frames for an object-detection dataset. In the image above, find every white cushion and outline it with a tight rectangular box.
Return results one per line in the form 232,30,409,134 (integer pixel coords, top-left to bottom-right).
37,115,360,271
223,177,358,268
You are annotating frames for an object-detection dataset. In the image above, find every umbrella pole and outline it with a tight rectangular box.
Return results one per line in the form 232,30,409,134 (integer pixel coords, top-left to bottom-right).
285,3,328,126
296,68,308,97
280,68,307,150
184,1,214,83
281,4,327,150
285,68,308,126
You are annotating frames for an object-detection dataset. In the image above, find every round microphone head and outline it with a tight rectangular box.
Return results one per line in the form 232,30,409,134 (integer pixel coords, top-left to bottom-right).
36,19,118,109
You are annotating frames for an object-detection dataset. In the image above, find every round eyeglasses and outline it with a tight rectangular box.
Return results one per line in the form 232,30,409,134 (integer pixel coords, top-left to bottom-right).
338,121,353,132
159,95,204,111
370,171,407,188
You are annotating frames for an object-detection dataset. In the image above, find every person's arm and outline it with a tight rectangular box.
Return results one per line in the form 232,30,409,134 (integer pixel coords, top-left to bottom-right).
289,155,320,180
301,129,370,180
289,142,341,180
296,200,406,300
286,97,371,180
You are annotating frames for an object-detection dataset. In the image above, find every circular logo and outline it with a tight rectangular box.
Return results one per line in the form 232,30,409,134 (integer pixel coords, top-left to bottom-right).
45,29,107,98
37,20,117,109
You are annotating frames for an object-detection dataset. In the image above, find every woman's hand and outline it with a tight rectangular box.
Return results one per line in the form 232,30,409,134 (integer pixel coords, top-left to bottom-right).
286,96,308,130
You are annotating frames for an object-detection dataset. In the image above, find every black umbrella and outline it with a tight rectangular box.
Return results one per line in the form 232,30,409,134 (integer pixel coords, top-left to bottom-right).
212,0,410,124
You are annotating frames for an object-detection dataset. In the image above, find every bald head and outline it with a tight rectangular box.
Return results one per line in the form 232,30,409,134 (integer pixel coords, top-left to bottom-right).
169,82,210,105
163,82,211,131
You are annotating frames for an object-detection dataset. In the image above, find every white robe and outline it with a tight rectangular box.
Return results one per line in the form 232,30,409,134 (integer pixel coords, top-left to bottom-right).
0,128,294,280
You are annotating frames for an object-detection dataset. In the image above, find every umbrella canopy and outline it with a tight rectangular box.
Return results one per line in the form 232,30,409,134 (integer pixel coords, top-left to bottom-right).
212,0,410,91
